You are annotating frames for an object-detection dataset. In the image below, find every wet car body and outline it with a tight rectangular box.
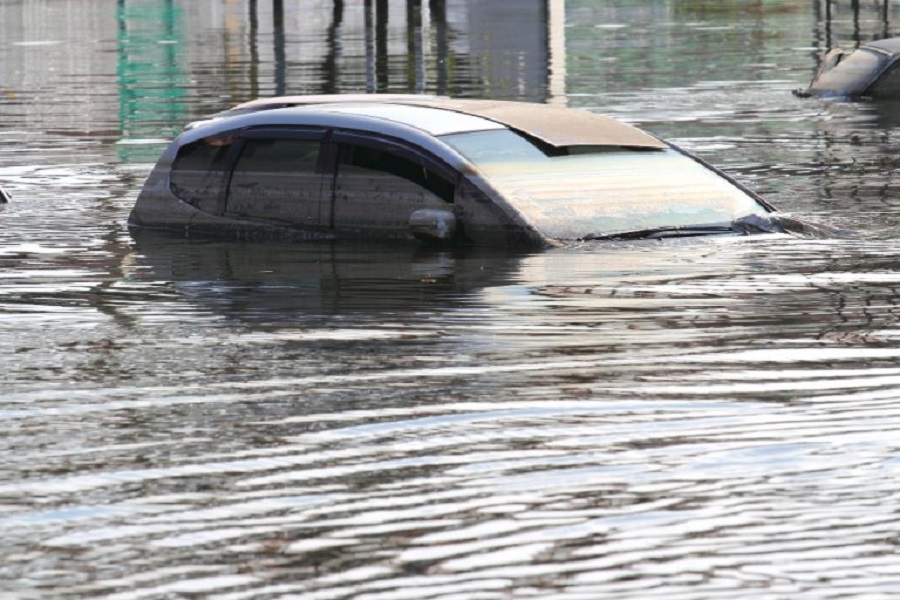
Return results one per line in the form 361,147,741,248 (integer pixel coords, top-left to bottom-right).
129,95,790,248
797,38,900,100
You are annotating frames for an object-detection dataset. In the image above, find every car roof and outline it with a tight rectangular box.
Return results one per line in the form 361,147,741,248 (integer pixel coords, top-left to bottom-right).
209,95,667,150
864,37,900,56
306,103,508,137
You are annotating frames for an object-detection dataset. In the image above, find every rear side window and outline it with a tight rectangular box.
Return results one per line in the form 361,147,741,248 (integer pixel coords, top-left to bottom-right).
231,139,320,174
170,137,235,213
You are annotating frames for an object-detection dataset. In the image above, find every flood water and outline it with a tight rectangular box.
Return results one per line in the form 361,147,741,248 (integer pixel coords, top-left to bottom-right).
5,0,900,597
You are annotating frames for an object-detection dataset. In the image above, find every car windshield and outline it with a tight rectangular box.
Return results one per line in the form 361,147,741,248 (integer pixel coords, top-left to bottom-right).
809,48,886,95
441,130,768,240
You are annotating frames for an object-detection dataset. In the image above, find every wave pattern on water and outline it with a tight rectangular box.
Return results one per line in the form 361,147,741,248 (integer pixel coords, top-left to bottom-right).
4,377,900,598
4,237,900,597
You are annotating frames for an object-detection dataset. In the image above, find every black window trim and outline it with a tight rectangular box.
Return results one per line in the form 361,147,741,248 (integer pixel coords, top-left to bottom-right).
239,125,328,142
329,129,460,187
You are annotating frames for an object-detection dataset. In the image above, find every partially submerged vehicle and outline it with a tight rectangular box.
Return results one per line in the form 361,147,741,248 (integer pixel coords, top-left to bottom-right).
130,95,808,248
797,38,900,100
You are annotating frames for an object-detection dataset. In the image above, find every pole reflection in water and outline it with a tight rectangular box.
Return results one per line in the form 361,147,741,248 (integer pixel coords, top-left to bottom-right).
430,0,449,95
376,0,389,91
247,0,260,97
236,0,553,102
407,0,425,94
322,0,344,94
273,0,286,95
365,0,376,92
818,0,895,49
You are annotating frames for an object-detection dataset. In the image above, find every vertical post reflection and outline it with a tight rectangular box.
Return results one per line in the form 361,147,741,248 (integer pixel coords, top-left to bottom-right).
429,0,448,95
273,0,286,95
376,0,389,91
233,0,559,101
248,0,259,97
407,0,425,93
812,0,825,77
322,0,344,94
365,0,375,92
547,0,566,105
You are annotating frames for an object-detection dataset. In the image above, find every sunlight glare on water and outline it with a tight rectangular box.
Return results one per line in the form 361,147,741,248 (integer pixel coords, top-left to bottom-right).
5,0,900,598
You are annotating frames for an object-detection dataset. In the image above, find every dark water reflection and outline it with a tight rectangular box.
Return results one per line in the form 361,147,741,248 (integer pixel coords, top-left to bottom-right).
6,0,900,598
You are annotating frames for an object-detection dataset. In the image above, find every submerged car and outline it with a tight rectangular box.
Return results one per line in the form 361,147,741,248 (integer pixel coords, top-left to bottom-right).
130,95,801,248
796,38,900,100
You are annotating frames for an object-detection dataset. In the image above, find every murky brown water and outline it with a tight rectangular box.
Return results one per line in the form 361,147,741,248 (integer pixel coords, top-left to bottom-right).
5,0,900,597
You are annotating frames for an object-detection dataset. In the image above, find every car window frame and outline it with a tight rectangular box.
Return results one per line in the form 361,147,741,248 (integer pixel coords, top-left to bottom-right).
328,130,459,186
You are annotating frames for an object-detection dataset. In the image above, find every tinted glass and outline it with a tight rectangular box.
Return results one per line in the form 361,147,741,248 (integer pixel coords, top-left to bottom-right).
227,138,323,226
333,143,454,235
866,63,900,97
169,136,234,213
341,144,454,203
442,130,767,240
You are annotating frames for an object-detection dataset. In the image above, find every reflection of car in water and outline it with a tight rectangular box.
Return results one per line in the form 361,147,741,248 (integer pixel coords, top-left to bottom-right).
796,38,900,100
129,95,820,249
129,231,525,319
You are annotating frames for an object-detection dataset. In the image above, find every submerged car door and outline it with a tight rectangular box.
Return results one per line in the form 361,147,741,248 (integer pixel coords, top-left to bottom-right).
225,127,328,229
327,132,456,238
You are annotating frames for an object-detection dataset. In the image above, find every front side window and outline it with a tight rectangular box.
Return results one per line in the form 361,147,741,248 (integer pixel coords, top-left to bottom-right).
442,130,768,240
226,138,323,227
332,141,455,235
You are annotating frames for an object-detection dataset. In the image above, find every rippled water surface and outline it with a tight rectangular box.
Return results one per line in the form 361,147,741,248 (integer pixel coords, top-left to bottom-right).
5,0,900,597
